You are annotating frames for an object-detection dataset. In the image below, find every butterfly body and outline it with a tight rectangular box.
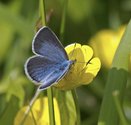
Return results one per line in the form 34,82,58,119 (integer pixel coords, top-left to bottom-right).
25,26,75,90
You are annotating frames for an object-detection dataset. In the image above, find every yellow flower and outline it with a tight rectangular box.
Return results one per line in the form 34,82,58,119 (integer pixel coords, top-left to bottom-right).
14,97,60,125
89,25,126,68
54,43,101,90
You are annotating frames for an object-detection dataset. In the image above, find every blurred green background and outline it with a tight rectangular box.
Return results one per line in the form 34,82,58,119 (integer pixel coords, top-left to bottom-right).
0,0,131,125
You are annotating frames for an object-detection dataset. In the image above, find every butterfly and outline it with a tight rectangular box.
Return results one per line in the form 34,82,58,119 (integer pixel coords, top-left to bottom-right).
24,26,75,90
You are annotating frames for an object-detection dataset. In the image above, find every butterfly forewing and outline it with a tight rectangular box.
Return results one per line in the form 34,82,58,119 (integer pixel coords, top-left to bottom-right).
32,27,68,62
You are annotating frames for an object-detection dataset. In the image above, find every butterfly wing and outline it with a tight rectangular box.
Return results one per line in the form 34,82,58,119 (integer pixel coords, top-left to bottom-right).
32,26,68,62
25,56,71,90
25,56,58,84
38,63,70,90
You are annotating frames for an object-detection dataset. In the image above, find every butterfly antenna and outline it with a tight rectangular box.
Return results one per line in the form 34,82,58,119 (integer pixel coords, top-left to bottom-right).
76,58,93,74
78,65,100,75
20,88,41,125
75,58,92,65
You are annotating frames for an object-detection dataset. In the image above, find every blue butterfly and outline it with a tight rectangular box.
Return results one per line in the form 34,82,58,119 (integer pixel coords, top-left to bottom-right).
25,26,75,90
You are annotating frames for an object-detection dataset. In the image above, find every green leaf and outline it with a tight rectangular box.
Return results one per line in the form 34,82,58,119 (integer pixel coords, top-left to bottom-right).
54,89,77,125
0,72,26,107
98,19,131,125
6,77,25,107
0,96,19,125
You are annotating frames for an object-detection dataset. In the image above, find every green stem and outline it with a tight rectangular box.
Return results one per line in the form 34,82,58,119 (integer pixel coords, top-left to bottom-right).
113,90,129,125
47,88,55,125
60,0,68,43
108,0,120,29
39,1,55,125
59,1,81,124
71,89,81,125
39,0,46,26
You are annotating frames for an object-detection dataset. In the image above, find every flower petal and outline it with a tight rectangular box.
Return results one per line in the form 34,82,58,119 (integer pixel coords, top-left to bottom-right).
66,43,85,69
14,97,61,125
80,57,101,84
89,26,126,68
81,45,93,62
54,43,101,90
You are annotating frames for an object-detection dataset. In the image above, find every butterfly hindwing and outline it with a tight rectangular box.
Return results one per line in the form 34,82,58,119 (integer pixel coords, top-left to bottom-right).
25,55,71,89
25,56,57,83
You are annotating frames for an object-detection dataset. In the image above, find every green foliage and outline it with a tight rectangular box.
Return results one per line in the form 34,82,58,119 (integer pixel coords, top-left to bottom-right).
98,20,131,125
54,90,77,125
